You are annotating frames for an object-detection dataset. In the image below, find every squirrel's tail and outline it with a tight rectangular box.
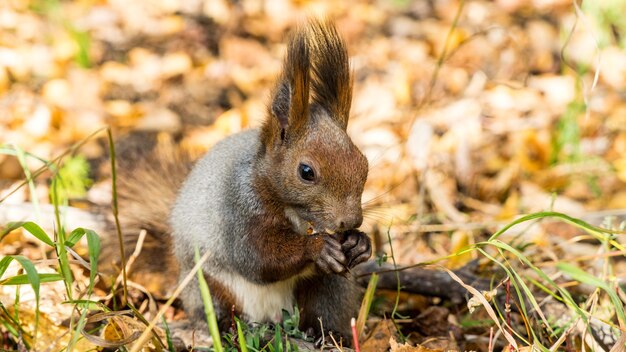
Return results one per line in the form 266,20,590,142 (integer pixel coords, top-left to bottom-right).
100,134,193,298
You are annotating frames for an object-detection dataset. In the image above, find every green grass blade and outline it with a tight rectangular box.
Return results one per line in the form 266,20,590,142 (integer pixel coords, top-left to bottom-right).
65,228,100,351
107,127,128,305
8,222,54,247
62,299,105,309
274,324,282,352
162,315,175,352
66,25,91,68
237,319,249,352
1,223,24,242
11,256,41,345
0,257,14,278
65,228,86,247
194,246,223,352
486,240,587,322
0,301,30,348
486,247,557,349
10,255,40,296
557,262,608,289
85,229,101,295
67,303,89,352
356,272,378,337
59,224,103,350
50,176,73,299
488,211,623,242
557,262,626,326
0,273,64,285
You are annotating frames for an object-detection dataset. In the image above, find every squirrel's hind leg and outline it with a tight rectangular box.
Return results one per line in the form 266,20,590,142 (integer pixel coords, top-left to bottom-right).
295,274,362,347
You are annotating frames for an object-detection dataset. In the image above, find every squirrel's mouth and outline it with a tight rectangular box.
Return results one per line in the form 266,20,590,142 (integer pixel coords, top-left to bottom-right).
305,222,336,236
285,206,334,236
285,205,341,236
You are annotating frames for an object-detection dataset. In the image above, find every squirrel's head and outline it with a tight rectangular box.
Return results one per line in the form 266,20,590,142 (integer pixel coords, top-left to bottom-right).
258,19,368,236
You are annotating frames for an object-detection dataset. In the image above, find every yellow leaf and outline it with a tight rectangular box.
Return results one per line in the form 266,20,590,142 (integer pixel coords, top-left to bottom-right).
497,190,520,220
447,230,474,269
516,129,550,173
614,157,626,183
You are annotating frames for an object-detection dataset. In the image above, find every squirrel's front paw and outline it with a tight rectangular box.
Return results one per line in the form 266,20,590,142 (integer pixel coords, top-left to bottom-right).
338,229,372,268
315,236,347,274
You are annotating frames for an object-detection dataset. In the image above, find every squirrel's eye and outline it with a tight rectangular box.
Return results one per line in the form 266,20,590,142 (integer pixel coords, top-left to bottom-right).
298,163,316,182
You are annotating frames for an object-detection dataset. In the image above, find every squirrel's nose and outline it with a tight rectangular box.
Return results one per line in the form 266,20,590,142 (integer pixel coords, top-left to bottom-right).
336,211,363,230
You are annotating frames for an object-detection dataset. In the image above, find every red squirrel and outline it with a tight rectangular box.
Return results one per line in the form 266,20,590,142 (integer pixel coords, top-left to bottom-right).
103,19,371,343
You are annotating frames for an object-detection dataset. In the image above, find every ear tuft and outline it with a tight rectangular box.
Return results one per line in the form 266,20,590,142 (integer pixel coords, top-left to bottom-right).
263,26,311,147
307,19,352,130
271,82,290,131
261,19,353,149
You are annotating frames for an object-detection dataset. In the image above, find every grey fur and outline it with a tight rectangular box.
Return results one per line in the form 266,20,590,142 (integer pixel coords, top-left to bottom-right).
171,130,263,319
170,127,365,338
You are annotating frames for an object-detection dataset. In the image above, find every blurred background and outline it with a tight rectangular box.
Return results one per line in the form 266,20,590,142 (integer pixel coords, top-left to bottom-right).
1,0,626,349
2,0,626,261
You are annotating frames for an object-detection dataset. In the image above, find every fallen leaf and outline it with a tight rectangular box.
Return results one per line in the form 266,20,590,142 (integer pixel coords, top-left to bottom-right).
390,337,443,352
361,319,397,352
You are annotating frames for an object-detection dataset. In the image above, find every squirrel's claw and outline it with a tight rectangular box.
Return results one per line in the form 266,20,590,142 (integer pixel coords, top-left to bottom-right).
316,236,347,274
339,229,372,268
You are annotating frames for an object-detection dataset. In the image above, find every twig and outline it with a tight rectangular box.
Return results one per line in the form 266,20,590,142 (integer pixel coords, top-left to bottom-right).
107,127,128,305
128,250,211,352
112,229,147,290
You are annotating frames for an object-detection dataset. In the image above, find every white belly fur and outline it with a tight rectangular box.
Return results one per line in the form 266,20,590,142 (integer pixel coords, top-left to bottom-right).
213,267,314,323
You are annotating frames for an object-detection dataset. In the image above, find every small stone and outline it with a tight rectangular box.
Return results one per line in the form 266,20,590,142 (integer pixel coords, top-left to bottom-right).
161,52,192,78
135,106,181,133
42,79,72,108
23,103,51,138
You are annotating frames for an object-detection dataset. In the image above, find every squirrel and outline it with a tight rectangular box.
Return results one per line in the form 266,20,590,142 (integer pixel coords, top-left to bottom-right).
101,19,371,343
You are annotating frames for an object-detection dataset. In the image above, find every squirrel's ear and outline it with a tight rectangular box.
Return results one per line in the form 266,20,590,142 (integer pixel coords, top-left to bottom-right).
265,31,310,146
308,20,352,130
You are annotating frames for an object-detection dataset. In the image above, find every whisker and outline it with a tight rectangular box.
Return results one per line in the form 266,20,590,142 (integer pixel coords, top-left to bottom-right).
363,213,391,221
363,205,390,212
364,206,388,213
363,213,391,222
362,175,412,206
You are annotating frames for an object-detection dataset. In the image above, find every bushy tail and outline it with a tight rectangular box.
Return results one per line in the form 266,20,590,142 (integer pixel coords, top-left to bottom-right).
100,134,193,298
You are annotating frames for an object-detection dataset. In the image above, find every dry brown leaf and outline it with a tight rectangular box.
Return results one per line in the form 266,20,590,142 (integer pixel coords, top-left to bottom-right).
6,309,96,351
600,47,626,90
413,306,451,337
425,169,468,223
440,267,518,349
361,319,397,352
390,337,443,352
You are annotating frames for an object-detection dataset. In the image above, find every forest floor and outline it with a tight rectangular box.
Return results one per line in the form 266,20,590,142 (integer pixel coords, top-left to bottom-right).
2,0,626,351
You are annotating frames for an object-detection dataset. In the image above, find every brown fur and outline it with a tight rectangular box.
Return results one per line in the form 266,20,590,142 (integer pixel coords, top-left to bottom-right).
100,137,192,298
262,19,353,149
306,20,353,129
246,210,326,282
203,273,241,329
